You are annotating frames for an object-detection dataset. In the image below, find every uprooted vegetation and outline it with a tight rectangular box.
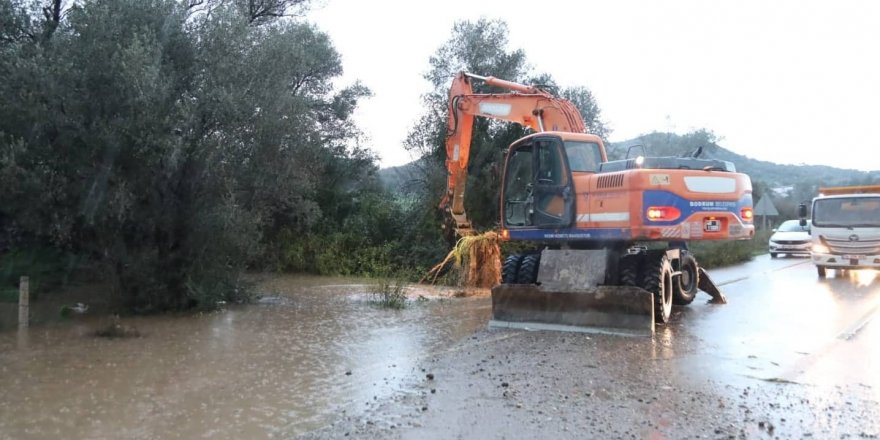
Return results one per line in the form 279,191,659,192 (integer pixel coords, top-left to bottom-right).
424,232,501,289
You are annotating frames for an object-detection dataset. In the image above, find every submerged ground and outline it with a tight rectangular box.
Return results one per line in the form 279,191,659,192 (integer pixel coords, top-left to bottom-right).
2,257,879,439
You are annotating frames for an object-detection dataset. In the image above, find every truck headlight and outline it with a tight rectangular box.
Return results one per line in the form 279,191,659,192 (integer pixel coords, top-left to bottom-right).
812,244,829,254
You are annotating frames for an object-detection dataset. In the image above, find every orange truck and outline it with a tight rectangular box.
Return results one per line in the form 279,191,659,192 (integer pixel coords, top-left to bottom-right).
442,72,755,334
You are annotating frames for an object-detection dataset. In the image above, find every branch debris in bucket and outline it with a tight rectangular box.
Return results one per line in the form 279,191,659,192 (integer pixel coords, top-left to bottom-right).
423,231,501,288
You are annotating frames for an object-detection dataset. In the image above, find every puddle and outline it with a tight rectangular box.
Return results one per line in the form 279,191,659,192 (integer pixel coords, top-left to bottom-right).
0,275,491,439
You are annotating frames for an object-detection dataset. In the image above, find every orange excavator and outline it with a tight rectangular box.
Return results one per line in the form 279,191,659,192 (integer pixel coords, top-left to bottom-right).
441,72,755,335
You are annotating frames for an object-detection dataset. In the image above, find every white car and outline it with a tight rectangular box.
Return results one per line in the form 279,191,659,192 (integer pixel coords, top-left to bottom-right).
769,220,812,258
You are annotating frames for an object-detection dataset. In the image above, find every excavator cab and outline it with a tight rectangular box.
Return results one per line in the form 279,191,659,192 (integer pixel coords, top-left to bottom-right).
502,133,604,229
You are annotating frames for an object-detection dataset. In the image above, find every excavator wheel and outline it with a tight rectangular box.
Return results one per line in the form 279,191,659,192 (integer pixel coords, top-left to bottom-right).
502,255,524,284
641,253,674,324
618,254,642,287
516,254,541,284
672,252,700,305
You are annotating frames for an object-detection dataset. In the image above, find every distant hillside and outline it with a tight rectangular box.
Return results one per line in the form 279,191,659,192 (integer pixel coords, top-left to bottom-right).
380,131,880,193
378,160,425,192
608,131,879,187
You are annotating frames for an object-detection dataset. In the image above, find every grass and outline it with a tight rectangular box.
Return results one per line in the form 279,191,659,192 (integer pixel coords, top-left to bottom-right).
368,278,408,309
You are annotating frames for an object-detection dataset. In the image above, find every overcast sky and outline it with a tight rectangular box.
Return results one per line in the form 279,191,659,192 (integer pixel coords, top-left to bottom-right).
310,0,880,171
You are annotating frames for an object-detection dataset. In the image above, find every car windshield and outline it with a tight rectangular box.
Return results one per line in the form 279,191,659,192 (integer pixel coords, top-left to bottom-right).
777,220,810,232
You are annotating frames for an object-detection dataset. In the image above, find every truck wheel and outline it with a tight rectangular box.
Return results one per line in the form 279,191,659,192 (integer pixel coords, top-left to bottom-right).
642,253,674,324
618,254,641,286
502,255,523,284
817,266,827,278
516,254,541,284
770,253,778,259
673,253,699,306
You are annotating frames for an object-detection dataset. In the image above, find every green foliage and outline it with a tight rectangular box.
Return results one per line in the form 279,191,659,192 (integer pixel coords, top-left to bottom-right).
561,87,610,140
0,0,373,312
690,230,774,269
368,278,408,309
0,246,79,301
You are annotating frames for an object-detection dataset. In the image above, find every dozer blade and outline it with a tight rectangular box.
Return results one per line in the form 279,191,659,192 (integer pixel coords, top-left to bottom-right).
489,284,655,337
697,267,727,304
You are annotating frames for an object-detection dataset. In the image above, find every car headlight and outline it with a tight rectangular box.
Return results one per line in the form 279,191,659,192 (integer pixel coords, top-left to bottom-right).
812,244,829,254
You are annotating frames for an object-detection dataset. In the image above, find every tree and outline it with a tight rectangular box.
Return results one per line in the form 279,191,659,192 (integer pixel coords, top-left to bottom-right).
405,18,609,239
0,0,374,310
561,86,610,140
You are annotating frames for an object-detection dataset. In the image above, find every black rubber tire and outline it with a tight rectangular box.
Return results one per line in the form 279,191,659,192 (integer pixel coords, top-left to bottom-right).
641,253,674,324
817,265,827,278
516,254,541,284
770,253,778,259
673,253,699,306
502,255,524,284
618,254,641,286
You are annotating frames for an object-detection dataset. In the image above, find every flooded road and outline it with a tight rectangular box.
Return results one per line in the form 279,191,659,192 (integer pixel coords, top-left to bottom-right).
3,258,880,439
0,276,490,439
305,256,880,439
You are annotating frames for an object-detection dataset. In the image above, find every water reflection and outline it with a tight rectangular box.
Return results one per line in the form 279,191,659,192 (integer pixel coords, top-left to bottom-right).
0,276,491,439
849,269,878,287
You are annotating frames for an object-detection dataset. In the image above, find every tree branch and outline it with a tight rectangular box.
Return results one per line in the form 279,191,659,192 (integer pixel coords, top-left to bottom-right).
41,0,63,41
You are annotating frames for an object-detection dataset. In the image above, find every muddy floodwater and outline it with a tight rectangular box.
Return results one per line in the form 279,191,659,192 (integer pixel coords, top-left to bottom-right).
0,276,490,439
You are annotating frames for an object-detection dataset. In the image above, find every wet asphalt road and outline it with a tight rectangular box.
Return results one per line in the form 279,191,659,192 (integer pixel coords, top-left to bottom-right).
678,254,880,390
306,255,880,439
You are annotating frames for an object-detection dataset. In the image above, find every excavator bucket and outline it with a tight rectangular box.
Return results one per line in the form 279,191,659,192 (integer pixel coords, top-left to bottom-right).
488,250,656,336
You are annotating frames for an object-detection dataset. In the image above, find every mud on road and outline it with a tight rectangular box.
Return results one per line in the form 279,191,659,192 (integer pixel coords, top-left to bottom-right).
304,258,880,439
303,327,879,439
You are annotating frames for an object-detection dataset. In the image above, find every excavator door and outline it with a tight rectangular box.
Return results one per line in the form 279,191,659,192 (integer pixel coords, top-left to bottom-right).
503,136,574,228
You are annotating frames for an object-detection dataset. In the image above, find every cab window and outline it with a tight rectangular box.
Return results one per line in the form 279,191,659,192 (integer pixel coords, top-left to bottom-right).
563,141,602,172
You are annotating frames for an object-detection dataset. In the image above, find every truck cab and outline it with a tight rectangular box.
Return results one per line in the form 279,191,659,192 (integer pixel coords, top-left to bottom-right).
800,186,880,278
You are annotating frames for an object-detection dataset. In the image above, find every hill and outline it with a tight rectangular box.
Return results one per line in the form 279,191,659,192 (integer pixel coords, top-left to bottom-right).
607,131,879,187
380,130,880,194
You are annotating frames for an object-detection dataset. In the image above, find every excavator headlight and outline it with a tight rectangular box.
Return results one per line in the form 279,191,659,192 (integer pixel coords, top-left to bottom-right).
740,207,754,222
646,206,681,222
500,228,510,241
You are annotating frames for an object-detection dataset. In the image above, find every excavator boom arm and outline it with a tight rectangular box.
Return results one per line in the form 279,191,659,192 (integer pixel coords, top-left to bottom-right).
441,72,586,234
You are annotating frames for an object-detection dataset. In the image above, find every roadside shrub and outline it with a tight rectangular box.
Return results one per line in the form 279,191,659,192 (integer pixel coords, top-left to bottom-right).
690,230,774,268
0,246,82,301
368,278,407,309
